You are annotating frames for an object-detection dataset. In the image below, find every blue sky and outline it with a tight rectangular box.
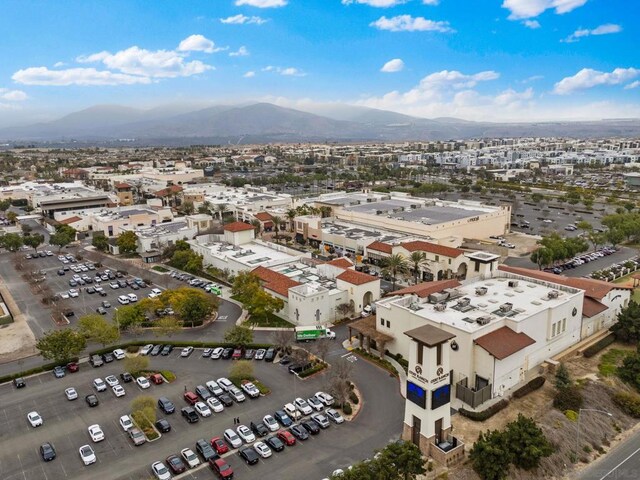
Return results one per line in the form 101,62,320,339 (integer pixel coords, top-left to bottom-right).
0,0,638,125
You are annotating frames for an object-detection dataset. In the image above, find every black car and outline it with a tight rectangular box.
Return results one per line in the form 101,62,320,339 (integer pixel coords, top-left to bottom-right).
158,396,175,414
131,283,140,290
274,410,293,427
86,287,96,294
120,372,134,383
155,418,171,433
195,438,219,462
85,394,99,407
138,282,147,288
288,363,311,374
166,454,186,474
181,407,199,423
264,348,276,362
244,349,256,360
250,421,269,437
265,435,285,452
301,420,320,435
160,345,173,356
150,344,162,356
40,442,56,461
57,269,65,276
195,385,211,401
239,447,260,465
98,290,108,297
102,352,114,363
289,424,309,441
221,347,234,359
279,356,292,366
217,393,234,407
13,377,26,388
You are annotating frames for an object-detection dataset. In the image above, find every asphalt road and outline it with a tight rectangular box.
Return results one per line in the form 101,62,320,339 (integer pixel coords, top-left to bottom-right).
579,428,640,480
0,345,404,480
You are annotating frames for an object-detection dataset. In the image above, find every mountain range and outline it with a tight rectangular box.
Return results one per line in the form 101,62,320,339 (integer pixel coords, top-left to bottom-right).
1,102,639,145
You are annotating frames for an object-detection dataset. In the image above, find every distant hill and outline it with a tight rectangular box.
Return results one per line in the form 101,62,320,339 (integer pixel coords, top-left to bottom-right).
1,102,638,144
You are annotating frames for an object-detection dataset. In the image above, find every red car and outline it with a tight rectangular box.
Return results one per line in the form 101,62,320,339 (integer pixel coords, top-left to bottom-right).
211,437,229,454
277,430,296,446
166,454,186,474
231,349,242,360
184,391,198,405
66,362,79,373
210,458,234,479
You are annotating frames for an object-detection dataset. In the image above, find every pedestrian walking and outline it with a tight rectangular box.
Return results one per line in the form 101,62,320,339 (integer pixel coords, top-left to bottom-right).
184,385,187,393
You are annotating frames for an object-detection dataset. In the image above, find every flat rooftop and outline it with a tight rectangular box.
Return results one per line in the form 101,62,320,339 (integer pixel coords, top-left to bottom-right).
197,241,298,268
134,220,192,238
380,272,581,333
342,199,489,224
271,262,342,295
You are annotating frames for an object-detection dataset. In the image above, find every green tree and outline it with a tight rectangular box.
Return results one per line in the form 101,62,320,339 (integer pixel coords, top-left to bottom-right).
91,233,109,252
470,429,513,480
116,231,138,254
607,228,625,249
50,224,75,251
531,193,544,203
154,315,182,337
131,395,156,424
272,215,284,242
124,355,149,376
115,304,146,332
0,199,10,212
232,271,261,304
504,414,553,470
378,440,426,480
78,314,120,347
610,301,640,343
381,253,409,289
408,251,430,284
246,288,285,322
530,246,554,270
224,325,254,348
35,328,86,362
6,211,17,224
161,286,218,325
555,363,572,390
23,233,44,252
0,233,23,251
619,344,640,391
169,249,203,273
229,360,254,383
180,200,195,215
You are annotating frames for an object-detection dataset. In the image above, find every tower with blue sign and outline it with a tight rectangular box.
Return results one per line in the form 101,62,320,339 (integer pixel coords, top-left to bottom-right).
402,324,465,465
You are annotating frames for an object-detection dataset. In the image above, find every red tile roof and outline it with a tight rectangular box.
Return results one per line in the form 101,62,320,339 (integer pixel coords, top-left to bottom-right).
154,185,183,198
58,216,82,225
224,221,255,233
474,326,536,360
114,182,132,189
254,212,273,222
336,269,378,286
327,258,354,269
386,279,461,298
582,297,609,318
252,266,300,298
498,265,632,300
367,241,392,254
399,241,464,258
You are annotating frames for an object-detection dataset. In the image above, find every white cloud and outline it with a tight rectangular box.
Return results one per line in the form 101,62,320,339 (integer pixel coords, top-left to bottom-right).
262,65,306,76
553,67,639,94
77,46,212,78
502,0,588,20
53,61,65,68
177,34,225,53
381,58,405,73
563,23,622,42
243,71,256,78
370,15,454,32
523,19,541,29
0,88,28,101
521,74,544,83
229,46,250,57
235,0,287,7
220,14,267,24
12,67,151,86
625,81,640,90
342,0,408,6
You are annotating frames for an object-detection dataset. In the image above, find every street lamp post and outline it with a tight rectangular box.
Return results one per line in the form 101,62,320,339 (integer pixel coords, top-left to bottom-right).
114,307,120,334
576,408,613,452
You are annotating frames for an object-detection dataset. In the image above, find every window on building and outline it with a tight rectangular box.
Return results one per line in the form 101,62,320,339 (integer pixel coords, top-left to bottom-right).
436,344,442,366
435,255,440,262
552,323,557,337
417,342,423,365
474,262,480,272
562,318,566,333
448,259,451,265
380,317,384,326
386,320,390,328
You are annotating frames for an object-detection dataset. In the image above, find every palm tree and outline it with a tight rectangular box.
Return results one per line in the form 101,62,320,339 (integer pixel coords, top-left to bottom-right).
381,253,409,290
286,209,297,232
272,216,283,242
319,206,332,218
216,203,227,222
409,251,431,284
250,219,262,237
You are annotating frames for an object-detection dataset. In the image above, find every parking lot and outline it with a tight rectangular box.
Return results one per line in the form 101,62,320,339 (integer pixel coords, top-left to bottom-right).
0,346,391,480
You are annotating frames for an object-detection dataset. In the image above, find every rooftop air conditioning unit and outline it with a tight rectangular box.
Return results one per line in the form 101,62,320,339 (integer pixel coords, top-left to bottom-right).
428,291,450,304
434,303,447,312
475,287,488,296
476,316,491,326
457,297,471,308
499,302,513,312
547,290,559,299
508,280,519,288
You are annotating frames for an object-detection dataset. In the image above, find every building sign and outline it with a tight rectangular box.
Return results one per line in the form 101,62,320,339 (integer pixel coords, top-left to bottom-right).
407,381,426,409
408,367,450,385
431,384,451,410
468,216,480,222
408,369,429,385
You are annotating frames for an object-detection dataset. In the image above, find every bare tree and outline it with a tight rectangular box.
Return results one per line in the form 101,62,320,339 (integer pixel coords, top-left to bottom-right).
270,329,294,354
291,347,310,366
312,338,331,363
336,302,353,320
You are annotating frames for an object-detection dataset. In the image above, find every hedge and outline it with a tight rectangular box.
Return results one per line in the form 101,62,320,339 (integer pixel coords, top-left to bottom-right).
459,399,509,421
0,356,79,385
342,402,352,415
298,363,327,379
512,377,546,399
353,348,398,376
584,333,616,358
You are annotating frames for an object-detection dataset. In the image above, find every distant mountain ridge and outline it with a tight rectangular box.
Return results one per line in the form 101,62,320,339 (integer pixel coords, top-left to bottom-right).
1,102,639,144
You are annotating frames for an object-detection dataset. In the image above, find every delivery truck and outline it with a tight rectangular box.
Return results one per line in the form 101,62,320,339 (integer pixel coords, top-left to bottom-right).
294,326,336,342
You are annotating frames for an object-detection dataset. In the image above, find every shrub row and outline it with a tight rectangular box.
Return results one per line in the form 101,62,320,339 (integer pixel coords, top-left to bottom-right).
0,357,79,385
354,348,398,376
512,376,546,399
342,402,352,415
459,399,509,421
584,333,616,358
612,392,640,418
298,363,327,379
131,411,159,441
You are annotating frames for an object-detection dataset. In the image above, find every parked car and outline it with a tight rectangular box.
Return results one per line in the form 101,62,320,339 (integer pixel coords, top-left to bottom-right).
181,407,199,423
195,384,212,401
311,413,330,429
40,442,56,461
65,387,78,400
85,394,99,407
254,348,266,360
166,454,186,474
211,347,224,359
274,410,293,427
221,348,234,359
194,401,212,417
181,447,200,468
265,435,285,452
289,424,309,441
236,424,256,444
294,397,313,415
223,428,243,448
119,415,133,431
211,436,229,455
263,414,279,432
184,391,199,405
181,346,194,357
128,427,146,446
79,445,96,465
120,372,134,383
241,381,260,399
151,461,171,480
136,376,151,389
53,366,65,378
207,396,224,413
301,419,320,435
277,430,296,446
326,408,345,424
254,441,272,458
155,418,171,433
158,397,175,414
195,438,219,462
210,458,233,479
250,421,269,437
206,380,224,396
13,377,26,388
228,387,246,403
239,446,260,465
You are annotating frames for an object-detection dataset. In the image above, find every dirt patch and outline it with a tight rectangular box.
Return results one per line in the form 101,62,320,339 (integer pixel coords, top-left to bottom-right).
0,319,37,363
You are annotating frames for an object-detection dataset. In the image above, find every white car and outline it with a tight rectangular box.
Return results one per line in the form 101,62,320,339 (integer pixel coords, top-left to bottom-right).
315,391,335,406
112,348,125,360
180,346,194,357
112,385,126,397
65,387,78,400
294,397,313,415
223,428,243,448
241,381,260,398
148,288,162,298
118,295,130,305
119,415,133,431
152,461,171,480
27,411,43,427
216,377,233,392
254,441,272,458
68,289,79,298
140,344,153,355
206,396,224,413
211,347,224,359
127,293,138,302
206,380,223,396
136,376,151,389
308,396,324,412
194,401,212,417
79,445,96,465
88,424,105,442
284,402,301,421
263,414,279,432
236,424,256,444
105,375,119,387
109,282,119,289
93,378,107,392
180,448,200,468
326,408,345,424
